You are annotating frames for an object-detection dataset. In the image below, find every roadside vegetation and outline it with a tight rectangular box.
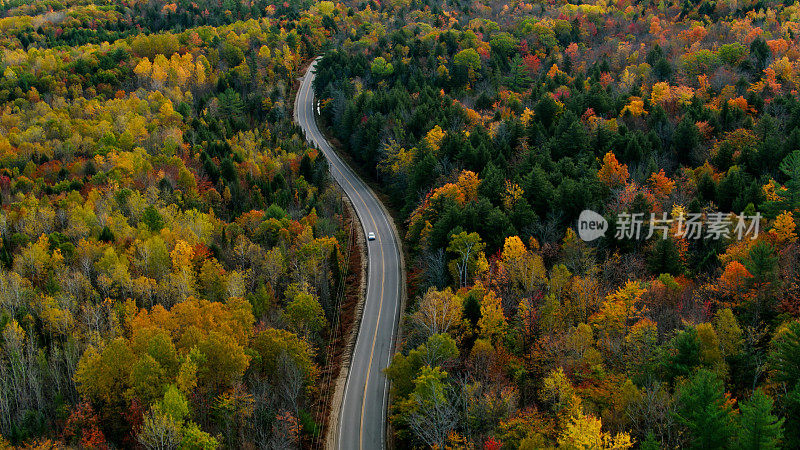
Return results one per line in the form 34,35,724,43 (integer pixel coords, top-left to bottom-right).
313,0,800,447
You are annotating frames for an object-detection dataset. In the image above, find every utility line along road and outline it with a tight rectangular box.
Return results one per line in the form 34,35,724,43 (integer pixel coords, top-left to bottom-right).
294,59,403,450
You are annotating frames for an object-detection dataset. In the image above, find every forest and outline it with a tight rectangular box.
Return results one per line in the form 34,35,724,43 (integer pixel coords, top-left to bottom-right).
311,0,800,447
3,0,800,447
0,0,363,447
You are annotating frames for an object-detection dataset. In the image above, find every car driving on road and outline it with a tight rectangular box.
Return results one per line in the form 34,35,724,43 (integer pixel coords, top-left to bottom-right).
368,232,376,241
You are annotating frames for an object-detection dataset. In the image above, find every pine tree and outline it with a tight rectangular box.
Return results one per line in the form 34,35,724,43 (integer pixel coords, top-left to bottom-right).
744,241,778,285
737,389,784,450
647,237,683,276
771,321,800,387
770,320,800,442
779,150,800,207
674,116,700,167
640,432,660,450
505,55,532,91
674,369,734,449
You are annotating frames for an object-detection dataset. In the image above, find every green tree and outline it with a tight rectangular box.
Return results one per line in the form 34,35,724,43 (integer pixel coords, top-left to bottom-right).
737,389,784,450
505,55,532,91
180,422,219,449
489,32,517,61
406,366,456,448
142,205,165,232
252,328,315,382
534,95,559,129
159,385,189,422
453,48,481,86
771,321,800,387
769,320,800,441
446,231,486,287
718,42,746,66
370,57,394,77
661,327,700,382
385,334,458,399
128,354,168,405
284,289,328,338
750,38,770,71
674,116,700,166
648,237,683,275
744,242,778,284
416,333,458,368
674,369,734,449
453,48,481,72
779,150,800,207
640,432,660,450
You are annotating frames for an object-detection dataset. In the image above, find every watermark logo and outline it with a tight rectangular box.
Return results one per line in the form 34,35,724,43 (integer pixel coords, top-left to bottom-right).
577,210,761,242
578,210,608,242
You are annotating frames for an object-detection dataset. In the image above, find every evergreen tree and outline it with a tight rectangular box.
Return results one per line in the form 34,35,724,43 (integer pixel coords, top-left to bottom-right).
771,321,800,387
779,150,800,207
640,432,660,450
770,320,800,442
141,206,165,232
99,226,115,243
737,389,784,450
505,55,532,91
534,95,559,129
674,116,700,167
750,38,770,72
661,328,700,382
674,369,734,449
744,242,778,285
478,162,504,206
648,237,683,276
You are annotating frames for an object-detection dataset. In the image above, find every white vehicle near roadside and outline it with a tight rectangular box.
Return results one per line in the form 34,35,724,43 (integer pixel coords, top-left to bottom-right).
368,232,376,241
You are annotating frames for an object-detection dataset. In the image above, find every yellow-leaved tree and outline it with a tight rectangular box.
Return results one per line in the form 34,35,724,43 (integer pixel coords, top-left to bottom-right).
423,125,446,152
500,236,547,296
478,289,507,341
412,287,462,338
591,281,646,357
769,211,797,245
558,413,634,449
456,170,480,202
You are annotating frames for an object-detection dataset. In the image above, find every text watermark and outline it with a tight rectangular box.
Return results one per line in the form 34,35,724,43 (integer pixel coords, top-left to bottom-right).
577,210,761,242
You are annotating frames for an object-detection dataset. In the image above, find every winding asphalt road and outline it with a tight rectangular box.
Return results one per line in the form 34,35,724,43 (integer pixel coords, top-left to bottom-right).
294,58,402,450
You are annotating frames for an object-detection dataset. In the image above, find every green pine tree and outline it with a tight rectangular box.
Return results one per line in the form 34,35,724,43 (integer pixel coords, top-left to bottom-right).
779,150,800,207
648,237,683,276
770,321,800,387
505,55,532,91
737,389,784,450
640,431,660,450
769,320,800,442
674,116,700,166
674,369,734,449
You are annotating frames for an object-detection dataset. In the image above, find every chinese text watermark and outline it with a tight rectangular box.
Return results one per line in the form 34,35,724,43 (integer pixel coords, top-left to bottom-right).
578,210,761,242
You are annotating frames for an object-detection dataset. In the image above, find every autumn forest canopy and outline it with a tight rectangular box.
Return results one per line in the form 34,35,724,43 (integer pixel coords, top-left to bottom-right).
0,0,347,447
2,0,800,447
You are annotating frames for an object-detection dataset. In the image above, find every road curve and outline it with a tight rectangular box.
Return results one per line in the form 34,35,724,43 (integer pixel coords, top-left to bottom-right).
294,58,403,450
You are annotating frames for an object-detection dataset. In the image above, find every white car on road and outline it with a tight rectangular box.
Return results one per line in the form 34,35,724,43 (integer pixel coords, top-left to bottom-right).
367,232,376,241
